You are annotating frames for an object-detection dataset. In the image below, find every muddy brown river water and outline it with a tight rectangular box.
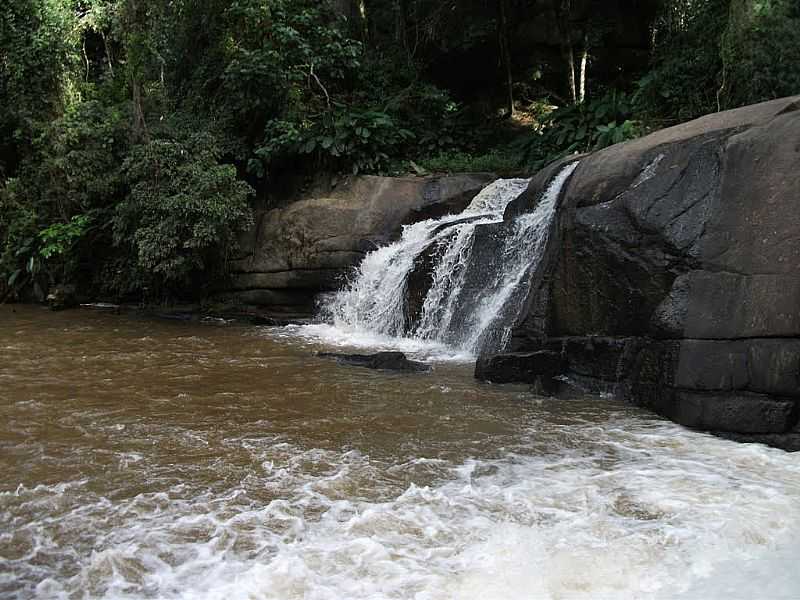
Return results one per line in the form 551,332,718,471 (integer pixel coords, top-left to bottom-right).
1,305,799,599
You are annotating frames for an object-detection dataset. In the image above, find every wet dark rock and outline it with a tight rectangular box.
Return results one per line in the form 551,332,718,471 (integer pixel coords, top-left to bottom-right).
429,215,488,236
504,155,583,220
251,315,308,327
668,391,796,434
153,311,196,322
46,284,78,311
403,229,473,332
475,350,564,394
318,351,431,373
714,432,800,452
404,240,441,332
479,95,800,451
401,176,496,225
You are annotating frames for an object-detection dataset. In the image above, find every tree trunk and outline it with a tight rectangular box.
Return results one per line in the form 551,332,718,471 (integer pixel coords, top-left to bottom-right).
396,0,410,59
357,0,371,44
127,0,148,143
101,32,114,77
131,78,148,143
556,0,577,104
562,44,577,104
498,0,515,116
577,29,588,103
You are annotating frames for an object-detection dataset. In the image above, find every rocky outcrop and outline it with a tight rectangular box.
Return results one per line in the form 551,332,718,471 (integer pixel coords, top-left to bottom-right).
224,174,494,315
317,351,431,373
477,95,800,450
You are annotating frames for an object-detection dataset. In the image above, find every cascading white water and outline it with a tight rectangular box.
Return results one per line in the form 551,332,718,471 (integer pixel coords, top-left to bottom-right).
433,161,579,353
319,163,578,358
321,179,530,338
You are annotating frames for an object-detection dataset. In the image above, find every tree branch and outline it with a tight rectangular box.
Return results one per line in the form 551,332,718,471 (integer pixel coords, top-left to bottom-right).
307,64,331,108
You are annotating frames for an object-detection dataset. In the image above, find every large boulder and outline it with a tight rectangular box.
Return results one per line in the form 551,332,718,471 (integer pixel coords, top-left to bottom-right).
478,95,800,450
223,174,493,315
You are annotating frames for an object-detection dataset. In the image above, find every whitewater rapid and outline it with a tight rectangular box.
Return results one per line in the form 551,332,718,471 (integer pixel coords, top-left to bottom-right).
20,409,800,600
3,305,800,600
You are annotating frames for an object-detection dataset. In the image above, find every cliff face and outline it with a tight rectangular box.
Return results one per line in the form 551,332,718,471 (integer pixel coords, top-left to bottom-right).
224,174,494,316
478,95,800,450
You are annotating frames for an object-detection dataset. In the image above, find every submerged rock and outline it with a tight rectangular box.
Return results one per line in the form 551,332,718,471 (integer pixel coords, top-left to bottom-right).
250,314,311,326
479,95,800,451
318,351,431,373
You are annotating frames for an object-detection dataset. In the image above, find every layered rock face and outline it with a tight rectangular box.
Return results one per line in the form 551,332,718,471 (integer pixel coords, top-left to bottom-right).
477,95,800,450
225,174,494,315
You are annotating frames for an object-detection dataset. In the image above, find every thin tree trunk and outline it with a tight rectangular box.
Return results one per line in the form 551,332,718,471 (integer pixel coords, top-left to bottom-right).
101,32,114,77
83,38,90,82
396,0,410,60
577,29,588,103
131,78,148,143
499,0,515,116
563,44,576,104
358,0,370,44
127,0,149,143
556,0,577,104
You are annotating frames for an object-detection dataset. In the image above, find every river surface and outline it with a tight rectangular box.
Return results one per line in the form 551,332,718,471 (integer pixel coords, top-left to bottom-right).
2,306,800,600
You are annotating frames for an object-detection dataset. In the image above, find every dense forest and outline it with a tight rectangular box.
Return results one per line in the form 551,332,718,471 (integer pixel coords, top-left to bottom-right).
1,0,799,304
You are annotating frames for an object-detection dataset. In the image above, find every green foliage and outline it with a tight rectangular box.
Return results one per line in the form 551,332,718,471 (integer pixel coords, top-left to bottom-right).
186,0,470,178
0,100,127,292
0,0,76,120
256,109,416,175
635,0,730,122
1,104,254,299
3,0,800,305
0,0,77,171
635,0,800,121
26,100,129,216
720,0,800,109
518,91,642,169
420,150,523,176
224,1,464,177
39,215,92,259
211,0,363,151
0,181,40,290
114,130,254,290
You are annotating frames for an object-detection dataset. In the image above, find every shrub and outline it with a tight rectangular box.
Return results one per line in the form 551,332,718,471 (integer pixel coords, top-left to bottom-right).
419,150,524,176
517,91,642,169
114,130,254,293
0,101,128,294
720,0,800,109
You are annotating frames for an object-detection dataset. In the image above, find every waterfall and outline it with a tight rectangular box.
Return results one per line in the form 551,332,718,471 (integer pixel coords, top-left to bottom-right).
321,162,579,357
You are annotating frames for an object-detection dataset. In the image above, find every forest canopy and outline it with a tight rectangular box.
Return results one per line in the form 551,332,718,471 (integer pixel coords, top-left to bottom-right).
2,0,799,303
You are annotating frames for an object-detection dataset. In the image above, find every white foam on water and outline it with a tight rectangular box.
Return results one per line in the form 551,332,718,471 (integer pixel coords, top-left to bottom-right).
9,420,800,600
413,223,478,342
279,323,475,363
310,165,579,358
314,178,533,358
455,161,579,353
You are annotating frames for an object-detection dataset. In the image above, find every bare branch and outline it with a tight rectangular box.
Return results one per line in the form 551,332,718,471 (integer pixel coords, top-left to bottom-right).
308,64,331,109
